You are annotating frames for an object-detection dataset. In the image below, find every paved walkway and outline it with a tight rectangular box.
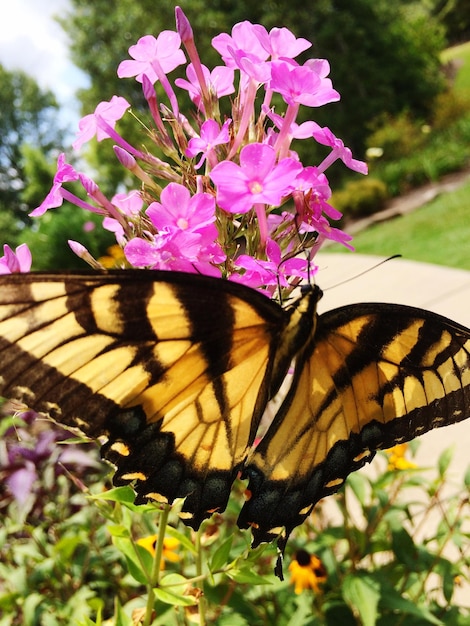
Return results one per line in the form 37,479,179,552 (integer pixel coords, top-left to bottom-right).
317,253,470,605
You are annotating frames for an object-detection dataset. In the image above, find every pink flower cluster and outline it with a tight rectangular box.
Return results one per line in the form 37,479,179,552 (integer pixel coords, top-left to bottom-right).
12,7,368,297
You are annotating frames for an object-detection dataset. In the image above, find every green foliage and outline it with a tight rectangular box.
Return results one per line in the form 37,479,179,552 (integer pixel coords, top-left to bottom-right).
431,0,470,45
1,411,470,625
0,64,64,228
59,0,446,180
331,178,389,219
368,113,470,196
367,113,428,161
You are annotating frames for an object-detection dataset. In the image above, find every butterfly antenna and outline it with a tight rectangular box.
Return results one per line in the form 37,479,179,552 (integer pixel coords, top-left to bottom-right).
323,254,401,290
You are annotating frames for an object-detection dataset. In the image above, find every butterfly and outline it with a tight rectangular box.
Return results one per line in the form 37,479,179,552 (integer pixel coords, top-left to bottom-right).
1,269,469,572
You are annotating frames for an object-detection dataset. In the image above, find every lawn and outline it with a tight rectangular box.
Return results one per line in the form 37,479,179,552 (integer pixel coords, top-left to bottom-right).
329,177,470,270
442,40,470,96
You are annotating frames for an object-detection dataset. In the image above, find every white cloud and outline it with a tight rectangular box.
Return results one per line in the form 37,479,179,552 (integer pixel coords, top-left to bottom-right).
0,0,89,126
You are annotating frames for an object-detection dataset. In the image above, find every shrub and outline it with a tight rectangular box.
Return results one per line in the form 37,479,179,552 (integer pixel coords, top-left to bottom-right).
331,178,389,219
366,113,427,161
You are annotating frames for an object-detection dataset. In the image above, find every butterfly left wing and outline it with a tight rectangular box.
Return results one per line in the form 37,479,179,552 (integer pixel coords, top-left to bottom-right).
239,302,470,546
0,270,286,527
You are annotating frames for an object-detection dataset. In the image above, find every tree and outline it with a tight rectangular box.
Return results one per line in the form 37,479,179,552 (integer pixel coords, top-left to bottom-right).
59,0,445,181
0,65,64,240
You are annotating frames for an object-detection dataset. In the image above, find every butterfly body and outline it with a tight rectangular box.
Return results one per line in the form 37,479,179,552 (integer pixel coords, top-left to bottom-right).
1,270,469,549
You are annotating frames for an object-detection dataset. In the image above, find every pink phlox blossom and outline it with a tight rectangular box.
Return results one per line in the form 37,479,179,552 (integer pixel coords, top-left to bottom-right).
228,47,271,83
146,183,217,234
117,32,186,84
103,190,143,243
292,166,342,224
264,106,320,141
73,96,131,151
124,229,224,277
231,239,308,289
186,119,231,169
269,60,340,107
300,213,354,250
257,27,312,60
212,21,269,69
175,63,235,110
311,123,368,175
0,243,32,274
210,143,303,214
30,153,80,217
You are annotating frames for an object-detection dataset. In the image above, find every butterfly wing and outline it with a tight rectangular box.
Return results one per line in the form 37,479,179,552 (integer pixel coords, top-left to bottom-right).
0,270,286,527
239,302,470,545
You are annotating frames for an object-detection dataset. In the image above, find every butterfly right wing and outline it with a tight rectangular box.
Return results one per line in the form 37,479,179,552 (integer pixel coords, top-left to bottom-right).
239,302,470,546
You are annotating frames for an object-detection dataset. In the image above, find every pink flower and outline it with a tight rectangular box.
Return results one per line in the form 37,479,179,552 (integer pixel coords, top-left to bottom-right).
311,123,368,175
0,244,32,274
269,60,340,107
117,32,186,83
124,230,224,277
258,27,312,60
146,183,216,233
73,96,130,151
231,239,308,289
264,106,319,141
30,154,79,216
186,119,231,169
103,190,143,243
300,213,354,250
175,63,235,110
210,143,303,214
212,21,269,69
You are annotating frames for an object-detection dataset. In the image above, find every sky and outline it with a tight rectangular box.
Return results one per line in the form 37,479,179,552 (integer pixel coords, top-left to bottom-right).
0,0,90,128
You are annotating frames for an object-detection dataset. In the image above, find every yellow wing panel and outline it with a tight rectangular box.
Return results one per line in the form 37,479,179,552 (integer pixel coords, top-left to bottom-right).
240,302,470,545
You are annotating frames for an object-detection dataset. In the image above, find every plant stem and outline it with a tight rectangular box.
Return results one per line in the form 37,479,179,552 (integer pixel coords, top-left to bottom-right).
195,527,207,626
142,504,171,626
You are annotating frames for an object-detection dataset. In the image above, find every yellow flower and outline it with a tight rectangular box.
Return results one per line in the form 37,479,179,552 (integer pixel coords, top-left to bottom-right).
386,443,417,471
137,534,180,567
98,244,126,268
288,550,327,594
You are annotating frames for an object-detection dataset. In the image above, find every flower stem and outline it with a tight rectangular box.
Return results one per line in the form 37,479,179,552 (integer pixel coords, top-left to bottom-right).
142,504,171,626
195,527,207,626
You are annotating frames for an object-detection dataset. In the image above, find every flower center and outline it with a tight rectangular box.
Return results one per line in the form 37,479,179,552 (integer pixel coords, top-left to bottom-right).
249,180,263,194
177,217,189,229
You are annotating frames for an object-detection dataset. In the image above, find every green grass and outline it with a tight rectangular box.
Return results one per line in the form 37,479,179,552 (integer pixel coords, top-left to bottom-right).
442,41,470,96
330,177,470,270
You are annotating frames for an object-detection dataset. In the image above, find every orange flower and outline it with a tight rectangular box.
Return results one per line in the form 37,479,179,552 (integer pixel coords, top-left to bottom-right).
288,550,327,594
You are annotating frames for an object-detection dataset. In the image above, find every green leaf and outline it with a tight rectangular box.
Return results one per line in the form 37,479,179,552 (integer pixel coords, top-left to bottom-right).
379,583,444,625
113,537,152,585
165,526,197,555
391,527,417,567
342,573,380,626
347,472,369,506
209,535,233,572
463,465,470,488
154,581,197,607
228,568,273,585
22,592,43,626
437,446,454,477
